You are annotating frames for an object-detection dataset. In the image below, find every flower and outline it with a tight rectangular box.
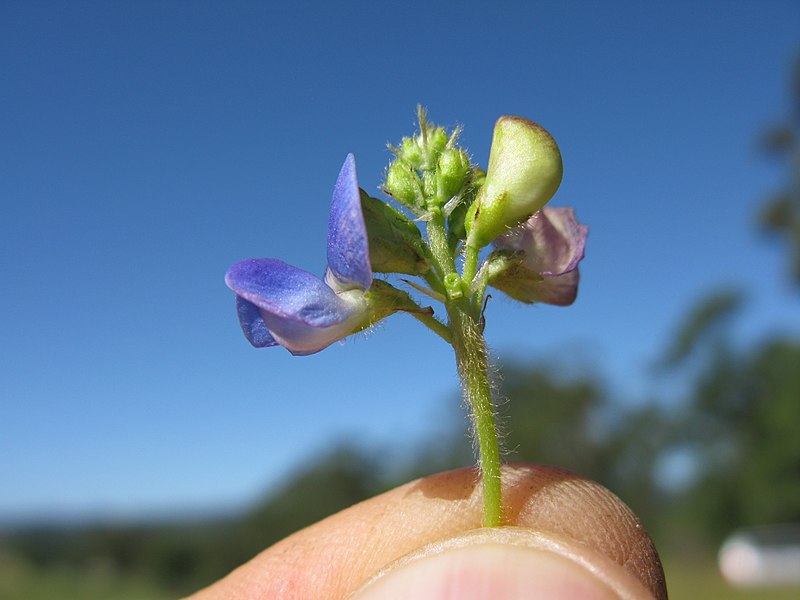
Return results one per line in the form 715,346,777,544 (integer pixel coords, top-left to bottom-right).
225,154,387,356
487,206,588,306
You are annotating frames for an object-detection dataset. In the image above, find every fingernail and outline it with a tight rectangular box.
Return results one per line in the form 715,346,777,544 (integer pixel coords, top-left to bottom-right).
351,529,647,600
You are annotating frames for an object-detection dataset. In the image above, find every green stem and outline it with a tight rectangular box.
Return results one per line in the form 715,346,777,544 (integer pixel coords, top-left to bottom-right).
424,200,501,527
426,210,457,276
448,303,502,527
462,244,479,288
407,310,452,344
472,266,490,314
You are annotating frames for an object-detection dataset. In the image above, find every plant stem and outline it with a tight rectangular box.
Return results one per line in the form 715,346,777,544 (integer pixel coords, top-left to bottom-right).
426,210,457,275
425,206,501,527
448,302,502,527
462,244,479,288
408,310,452,344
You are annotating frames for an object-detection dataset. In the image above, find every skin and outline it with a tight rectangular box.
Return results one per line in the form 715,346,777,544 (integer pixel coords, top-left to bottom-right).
187,463,668,600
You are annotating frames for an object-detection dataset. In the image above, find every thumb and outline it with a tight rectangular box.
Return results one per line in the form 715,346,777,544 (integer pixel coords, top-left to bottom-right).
352,527,653,600
188,464,666,599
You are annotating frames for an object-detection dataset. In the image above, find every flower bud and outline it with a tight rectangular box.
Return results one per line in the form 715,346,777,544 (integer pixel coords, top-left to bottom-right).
465,116,563,248
426,126,448,161
436,148,470,201
399,136,424,169
398,121,449,171
385,160,422,209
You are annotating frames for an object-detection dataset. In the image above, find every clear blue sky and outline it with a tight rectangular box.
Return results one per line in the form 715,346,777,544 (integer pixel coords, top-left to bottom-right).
2,1,799,521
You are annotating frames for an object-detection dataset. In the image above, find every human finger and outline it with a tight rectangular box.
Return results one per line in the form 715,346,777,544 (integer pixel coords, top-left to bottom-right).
188,463,666,599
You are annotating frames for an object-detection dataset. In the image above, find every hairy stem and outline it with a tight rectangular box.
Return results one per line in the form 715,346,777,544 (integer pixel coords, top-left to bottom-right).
462,244,480,289
424,195,501,527
448,303,501,527
426,210,457,276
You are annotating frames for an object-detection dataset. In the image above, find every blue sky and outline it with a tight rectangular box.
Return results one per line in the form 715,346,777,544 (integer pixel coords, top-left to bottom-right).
2,1,799,521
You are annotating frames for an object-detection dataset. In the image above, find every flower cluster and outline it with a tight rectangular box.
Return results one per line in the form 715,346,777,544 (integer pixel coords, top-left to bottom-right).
224,110,588,527
225,113,587,355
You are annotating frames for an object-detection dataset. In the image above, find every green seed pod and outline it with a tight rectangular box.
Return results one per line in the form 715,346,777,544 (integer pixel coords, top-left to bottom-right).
465,116,563,248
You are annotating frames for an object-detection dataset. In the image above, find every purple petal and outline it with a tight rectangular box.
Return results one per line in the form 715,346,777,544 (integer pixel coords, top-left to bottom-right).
489,206,586,306
490,265,581,306
529,269,581,306
225,258,356,327
235,296,278,348
496,207,587,276
327,154,372,290
258,307,364,356
225,258,368,355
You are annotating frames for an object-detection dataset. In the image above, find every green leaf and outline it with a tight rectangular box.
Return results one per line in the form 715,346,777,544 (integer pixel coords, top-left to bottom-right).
360,190,429,275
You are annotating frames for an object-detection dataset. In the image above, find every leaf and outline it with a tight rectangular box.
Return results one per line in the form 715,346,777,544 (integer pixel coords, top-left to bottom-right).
359,190,429,275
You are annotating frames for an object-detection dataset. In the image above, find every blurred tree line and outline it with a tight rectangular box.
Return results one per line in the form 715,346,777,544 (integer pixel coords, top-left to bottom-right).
2,57,798,600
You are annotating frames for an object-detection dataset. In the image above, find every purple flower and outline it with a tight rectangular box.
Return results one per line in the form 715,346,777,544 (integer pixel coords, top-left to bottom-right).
488,206,588,306
225,154,382,356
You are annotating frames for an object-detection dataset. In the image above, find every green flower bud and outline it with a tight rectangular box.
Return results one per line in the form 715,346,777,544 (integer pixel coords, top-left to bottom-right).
385,160,422,209
436,148,470,201
447,167,483,248
471,165,486,189
446,200,469,249
399,136,424,169
397,124,448,170
426,126,448,161
465,116,563,248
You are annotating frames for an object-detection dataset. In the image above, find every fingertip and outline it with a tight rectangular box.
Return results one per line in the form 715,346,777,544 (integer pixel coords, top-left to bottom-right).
187,464,667,600
351,528,654,600
499,464,666,598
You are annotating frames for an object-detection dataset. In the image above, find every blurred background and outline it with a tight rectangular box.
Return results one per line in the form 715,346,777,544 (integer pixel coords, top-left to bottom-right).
2,1,799,598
